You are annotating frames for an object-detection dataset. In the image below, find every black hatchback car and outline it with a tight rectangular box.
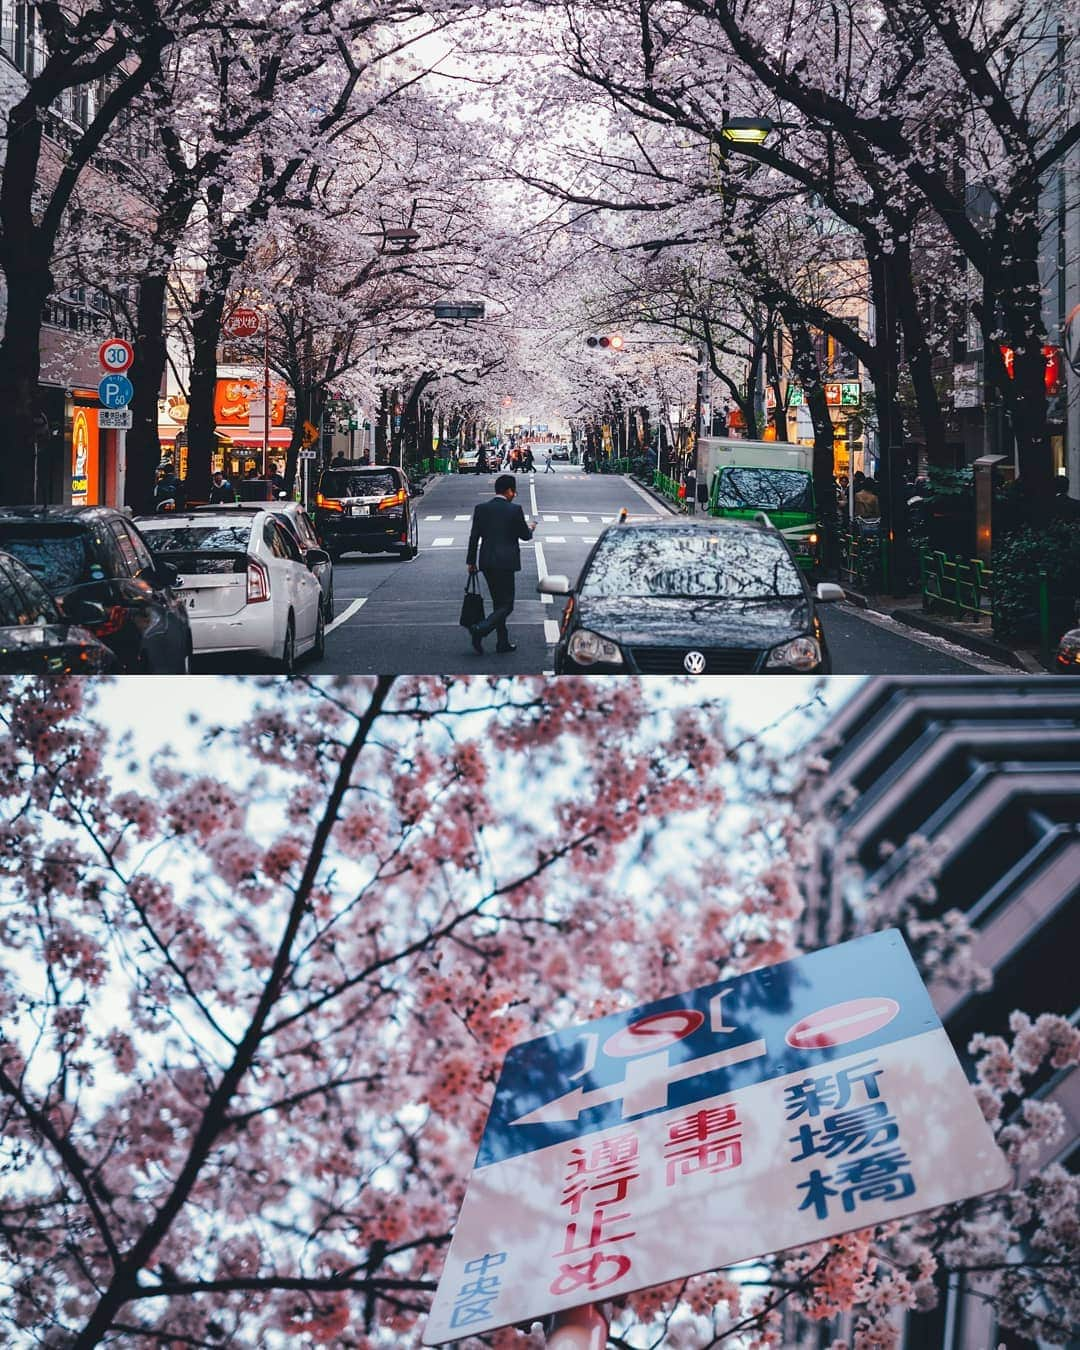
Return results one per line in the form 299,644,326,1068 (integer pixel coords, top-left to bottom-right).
0,507,192,673
541,517,843,674
0,549,116,673
313,464,422,561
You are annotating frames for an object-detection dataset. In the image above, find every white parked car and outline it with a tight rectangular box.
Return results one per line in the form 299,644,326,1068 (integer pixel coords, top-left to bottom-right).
136,510,326,671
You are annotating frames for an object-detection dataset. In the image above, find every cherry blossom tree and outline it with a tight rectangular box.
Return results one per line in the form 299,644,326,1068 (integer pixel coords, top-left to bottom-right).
1,675,1076,1348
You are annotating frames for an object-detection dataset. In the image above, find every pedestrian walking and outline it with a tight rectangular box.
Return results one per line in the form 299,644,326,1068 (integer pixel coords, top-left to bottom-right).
854,477,879,519
465,473,536,655
208,470,235,504
330,451,348,468
543,450,554,473
154,462,185,512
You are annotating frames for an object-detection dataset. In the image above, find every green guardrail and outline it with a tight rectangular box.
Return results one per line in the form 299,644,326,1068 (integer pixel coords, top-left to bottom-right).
652,471,684,503
919,548,993,622
840,530,885,595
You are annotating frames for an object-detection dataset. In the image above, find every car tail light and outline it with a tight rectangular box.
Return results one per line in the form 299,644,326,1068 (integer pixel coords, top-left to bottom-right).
246,558,271,603
377,489,407,510
316,493,344,512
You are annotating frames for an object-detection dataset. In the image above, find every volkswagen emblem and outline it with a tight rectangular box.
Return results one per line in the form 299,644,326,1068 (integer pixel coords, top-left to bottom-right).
683,650,707,675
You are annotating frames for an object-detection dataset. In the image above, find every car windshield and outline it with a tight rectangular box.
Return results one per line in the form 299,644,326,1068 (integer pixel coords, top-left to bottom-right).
320,470,397,498
0,526,95,591
142,525,252,552
715,468,814,513
579,528,804,600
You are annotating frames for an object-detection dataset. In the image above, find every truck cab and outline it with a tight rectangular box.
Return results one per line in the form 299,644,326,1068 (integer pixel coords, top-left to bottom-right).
699,438,820,571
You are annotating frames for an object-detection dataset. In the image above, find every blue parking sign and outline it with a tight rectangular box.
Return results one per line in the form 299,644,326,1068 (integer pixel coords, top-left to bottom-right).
424,929,1010,1345
98,375,133,409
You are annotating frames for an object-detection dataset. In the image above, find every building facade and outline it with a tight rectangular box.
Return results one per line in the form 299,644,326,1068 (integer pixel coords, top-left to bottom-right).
799,676,1080,1348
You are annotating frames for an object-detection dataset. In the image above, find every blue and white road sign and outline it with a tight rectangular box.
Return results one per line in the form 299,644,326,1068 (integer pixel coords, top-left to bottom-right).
424,929,1010,1345
98,375,133,409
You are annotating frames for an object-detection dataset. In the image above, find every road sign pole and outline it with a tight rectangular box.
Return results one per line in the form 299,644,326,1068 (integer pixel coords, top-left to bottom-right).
546,1304,608,1348
116,426,127,508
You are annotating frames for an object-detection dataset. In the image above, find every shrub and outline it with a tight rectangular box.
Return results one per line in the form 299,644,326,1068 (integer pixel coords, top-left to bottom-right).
991,520,1080,640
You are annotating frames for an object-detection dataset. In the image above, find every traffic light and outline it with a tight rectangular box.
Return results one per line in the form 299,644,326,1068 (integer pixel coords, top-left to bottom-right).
586,334,625,351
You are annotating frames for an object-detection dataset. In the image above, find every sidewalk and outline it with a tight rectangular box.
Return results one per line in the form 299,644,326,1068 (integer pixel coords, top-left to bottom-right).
840,585,1047,673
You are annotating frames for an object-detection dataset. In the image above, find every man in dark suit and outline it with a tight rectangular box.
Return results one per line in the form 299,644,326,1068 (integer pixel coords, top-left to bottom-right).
466,473,535,653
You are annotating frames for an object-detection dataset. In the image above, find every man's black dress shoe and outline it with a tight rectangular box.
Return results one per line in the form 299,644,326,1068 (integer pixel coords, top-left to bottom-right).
495,642,518,654
469,626,484,655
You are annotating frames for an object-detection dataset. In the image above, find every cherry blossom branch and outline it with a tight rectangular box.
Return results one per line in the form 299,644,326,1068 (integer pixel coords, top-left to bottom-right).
70,677,397,1347
0,1058,121,1271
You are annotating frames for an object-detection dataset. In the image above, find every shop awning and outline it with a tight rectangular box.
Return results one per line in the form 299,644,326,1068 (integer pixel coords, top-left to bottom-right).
158,425,294,449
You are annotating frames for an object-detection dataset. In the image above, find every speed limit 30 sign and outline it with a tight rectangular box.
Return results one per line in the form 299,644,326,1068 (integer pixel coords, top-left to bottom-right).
99,338,133,373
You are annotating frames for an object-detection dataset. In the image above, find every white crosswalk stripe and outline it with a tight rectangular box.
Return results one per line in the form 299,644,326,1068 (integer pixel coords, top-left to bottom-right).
425,514,443,521
544,619,561,644
544,514,559,522
571,515,588,523
544,536,566,543
455,514,470,521
431,537,455,547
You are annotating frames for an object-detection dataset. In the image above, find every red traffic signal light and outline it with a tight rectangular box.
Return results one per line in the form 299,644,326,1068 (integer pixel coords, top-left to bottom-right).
586,333,625,350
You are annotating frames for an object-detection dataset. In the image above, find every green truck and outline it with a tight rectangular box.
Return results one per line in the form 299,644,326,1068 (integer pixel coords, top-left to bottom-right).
698,437,820,572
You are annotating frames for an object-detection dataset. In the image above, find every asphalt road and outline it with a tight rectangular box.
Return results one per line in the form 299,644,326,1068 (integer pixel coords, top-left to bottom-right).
301,466,1012,676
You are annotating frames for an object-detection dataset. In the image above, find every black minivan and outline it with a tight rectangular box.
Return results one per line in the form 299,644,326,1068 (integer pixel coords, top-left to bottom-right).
0,507,192,673
313,464,422,561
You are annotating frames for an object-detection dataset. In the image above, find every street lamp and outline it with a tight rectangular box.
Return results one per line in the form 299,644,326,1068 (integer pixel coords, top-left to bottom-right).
720,116,776,144
433,301,485,322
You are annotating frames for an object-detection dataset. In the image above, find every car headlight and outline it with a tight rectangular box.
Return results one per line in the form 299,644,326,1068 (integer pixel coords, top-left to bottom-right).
567,628,624,667
765,636,822,671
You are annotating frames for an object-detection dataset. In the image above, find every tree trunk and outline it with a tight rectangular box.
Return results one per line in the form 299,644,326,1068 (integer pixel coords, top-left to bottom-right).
0,263,52,504
890,242,949,470
868,251,908,594
375,388,389,463
186,293,227,503
789,318,840,574
127,271,169,512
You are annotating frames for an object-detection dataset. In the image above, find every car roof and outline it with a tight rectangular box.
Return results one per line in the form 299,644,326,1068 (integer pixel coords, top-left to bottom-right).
134,511,261,528
602,516,777,537
0,505,126,522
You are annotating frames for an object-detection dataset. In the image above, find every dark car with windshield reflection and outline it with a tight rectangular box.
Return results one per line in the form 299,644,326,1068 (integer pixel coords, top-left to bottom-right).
0,507,191,673
539,518,844,674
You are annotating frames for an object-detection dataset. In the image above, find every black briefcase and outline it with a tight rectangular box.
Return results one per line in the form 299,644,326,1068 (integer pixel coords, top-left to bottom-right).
459,572,485,629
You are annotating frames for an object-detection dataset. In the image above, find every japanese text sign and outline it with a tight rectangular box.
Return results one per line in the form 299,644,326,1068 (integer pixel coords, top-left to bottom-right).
423,929,1009,1344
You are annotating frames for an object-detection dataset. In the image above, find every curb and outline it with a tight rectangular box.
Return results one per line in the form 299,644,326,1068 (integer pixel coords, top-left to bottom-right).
629,477,682,515
887,607,1040,672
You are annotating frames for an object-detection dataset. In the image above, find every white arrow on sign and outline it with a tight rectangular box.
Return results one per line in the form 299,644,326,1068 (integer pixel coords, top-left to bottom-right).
510,1037,767,1126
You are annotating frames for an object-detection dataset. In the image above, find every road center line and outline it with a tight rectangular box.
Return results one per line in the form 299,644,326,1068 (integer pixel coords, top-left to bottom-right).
326,597,367,635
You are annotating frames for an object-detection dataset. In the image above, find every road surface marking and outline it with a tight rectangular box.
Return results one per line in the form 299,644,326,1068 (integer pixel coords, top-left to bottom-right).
325,597,367,635
432,537,455,547
529,478,538,517
424,514,443,521
582,536,598,543
545,536,566,543
455,513,470,520
625,475,671,516
601,516,614,522
533,539,554,605
572,514,588,523
544,514,560,521
544,619,561,644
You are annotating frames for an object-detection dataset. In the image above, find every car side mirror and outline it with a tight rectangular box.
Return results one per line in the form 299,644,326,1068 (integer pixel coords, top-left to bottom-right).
538,574,572,596
61,596,108,625
815,582,845,603
151,561,179,588
306,547,331,569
